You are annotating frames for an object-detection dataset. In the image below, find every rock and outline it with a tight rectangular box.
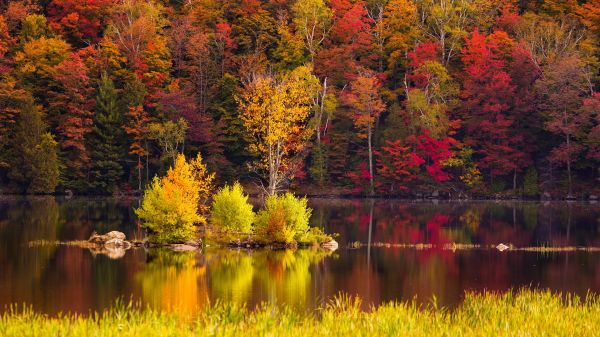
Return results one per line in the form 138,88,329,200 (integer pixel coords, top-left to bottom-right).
88,231,126,244
104,238,131,250
106,231,126,240
589,195,598,201
321,239,339,252
431,190,440,198
496,243,510,252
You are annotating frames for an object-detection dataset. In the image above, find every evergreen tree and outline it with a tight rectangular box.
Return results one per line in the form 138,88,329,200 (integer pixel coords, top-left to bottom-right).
88,73,125,194
8,97,59,194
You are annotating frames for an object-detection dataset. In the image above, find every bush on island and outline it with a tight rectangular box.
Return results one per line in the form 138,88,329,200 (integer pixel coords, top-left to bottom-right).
135,153,214,244
210,182,255,233
254,192,312,244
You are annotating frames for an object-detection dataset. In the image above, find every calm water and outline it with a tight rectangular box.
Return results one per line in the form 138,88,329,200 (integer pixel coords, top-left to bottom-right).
1,196,600,314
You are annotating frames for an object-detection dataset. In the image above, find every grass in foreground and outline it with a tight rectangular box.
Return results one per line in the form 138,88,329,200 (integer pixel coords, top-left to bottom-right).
2,290,599,337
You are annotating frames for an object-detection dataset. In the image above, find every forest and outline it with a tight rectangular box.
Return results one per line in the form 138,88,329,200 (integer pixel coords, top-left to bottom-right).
0,0,598,198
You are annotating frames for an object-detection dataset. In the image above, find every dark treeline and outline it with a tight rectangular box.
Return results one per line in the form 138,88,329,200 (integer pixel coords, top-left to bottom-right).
0,0,598,197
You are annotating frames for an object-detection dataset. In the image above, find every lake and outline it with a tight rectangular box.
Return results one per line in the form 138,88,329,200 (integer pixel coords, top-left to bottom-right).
1,196,600,314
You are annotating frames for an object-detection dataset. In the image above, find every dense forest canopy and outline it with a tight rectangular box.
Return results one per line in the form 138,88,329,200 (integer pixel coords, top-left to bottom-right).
0,0,598,197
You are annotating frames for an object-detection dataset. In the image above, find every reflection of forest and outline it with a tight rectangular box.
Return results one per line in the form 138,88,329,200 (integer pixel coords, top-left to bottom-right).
310,199,600,308
309,199,600,248
0,197,141,314
1,198,600,313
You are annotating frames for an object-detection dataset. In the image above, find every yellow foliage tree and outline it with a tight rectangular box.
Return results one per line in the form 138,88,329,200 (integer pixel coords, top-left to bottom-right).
237,66,319,195
136,153,214,243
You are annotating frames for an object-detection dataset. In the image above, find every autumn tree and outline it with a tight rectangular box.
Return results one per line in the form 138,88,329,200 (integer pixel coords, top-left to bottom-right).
13,36,70,101
380,0,421,85
459,30,531,190
405,42,458,138
49,53,95,189
315,0,375,85
237,66,319,195
108,0,165,64
537,54,592,195
148,118,188,164
375,139,419,193
136,153,214,243
124,105,150,191
47,0,115,45
344,72,385,194
291,0,332,61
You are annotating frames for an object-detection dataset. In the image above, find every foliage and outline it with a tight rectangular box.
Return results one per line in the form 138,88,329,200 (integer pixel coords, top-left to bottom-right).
237,66,319,195
8,98,59,194
148,118,188,164
87,73,125,194
136,154,214,244
255,193,312,244
0,0,599,196
210,182,255,233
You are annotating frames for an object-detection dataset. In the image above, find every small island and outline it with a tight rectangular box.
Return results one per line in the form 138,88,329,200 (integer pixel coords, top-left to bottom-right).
76,153,338,256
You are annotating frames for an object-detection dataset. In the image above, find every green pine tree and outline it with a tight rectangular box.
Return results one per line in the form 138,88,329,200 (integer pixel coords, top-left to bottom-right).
87,73,125,194
210,74,252,181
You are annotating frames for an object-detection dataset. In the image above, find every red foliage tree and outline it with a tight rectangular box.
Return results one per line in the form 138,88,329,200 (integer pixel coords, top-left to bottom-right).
315,0,374,85
47,0,115,44
50,53,95,178
459,30,531,186
375,139,420,193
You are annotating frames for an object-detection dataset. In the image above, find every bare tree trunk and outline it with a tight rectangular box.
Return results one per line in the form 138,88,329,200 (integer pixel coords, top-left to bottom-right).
513,168,517,196
368,123,374,195
137,156,142,191
566,133,572,196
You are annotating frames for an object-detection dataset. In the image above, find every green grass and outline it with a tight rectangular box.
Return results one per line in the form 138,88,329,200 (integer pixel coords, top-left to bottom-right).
2,290,600,336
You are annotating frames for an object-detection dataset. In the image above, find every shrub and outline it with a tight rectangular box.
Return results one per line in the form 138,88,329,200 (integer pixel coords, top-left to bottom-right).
210,182,255,233
136,153,214,244
255,193,311,244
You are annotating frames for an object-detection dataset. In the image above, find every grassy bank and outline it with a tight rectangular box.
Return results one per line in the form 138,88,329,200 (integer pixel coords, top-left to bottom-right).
2,290,599,337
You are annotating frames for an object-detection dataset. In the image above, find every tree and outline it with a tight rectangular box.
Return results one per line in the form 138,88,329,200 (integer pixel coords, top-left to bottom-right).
124,105,150,191
88,73,125,194
537,54,592,195
49,53,95,189
344,73,385,194
291,0,332,61
148,118,188,164
459,30,530,188
375,139,419,193
47,0,115,44
237,66,319,195
315,0,375,85
583,93,600,162
18,14,51,41
136,153,214,244
414,0,494,65
381,0,421,83
8,98,59,194
108,0,165,64
405,42,458,138
13,36,70,100
0,76,29,170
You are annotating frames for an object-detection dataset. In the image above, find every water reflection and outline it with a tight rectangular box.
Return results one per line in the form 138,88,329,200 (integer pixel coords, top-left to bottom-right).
1,196,600,313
